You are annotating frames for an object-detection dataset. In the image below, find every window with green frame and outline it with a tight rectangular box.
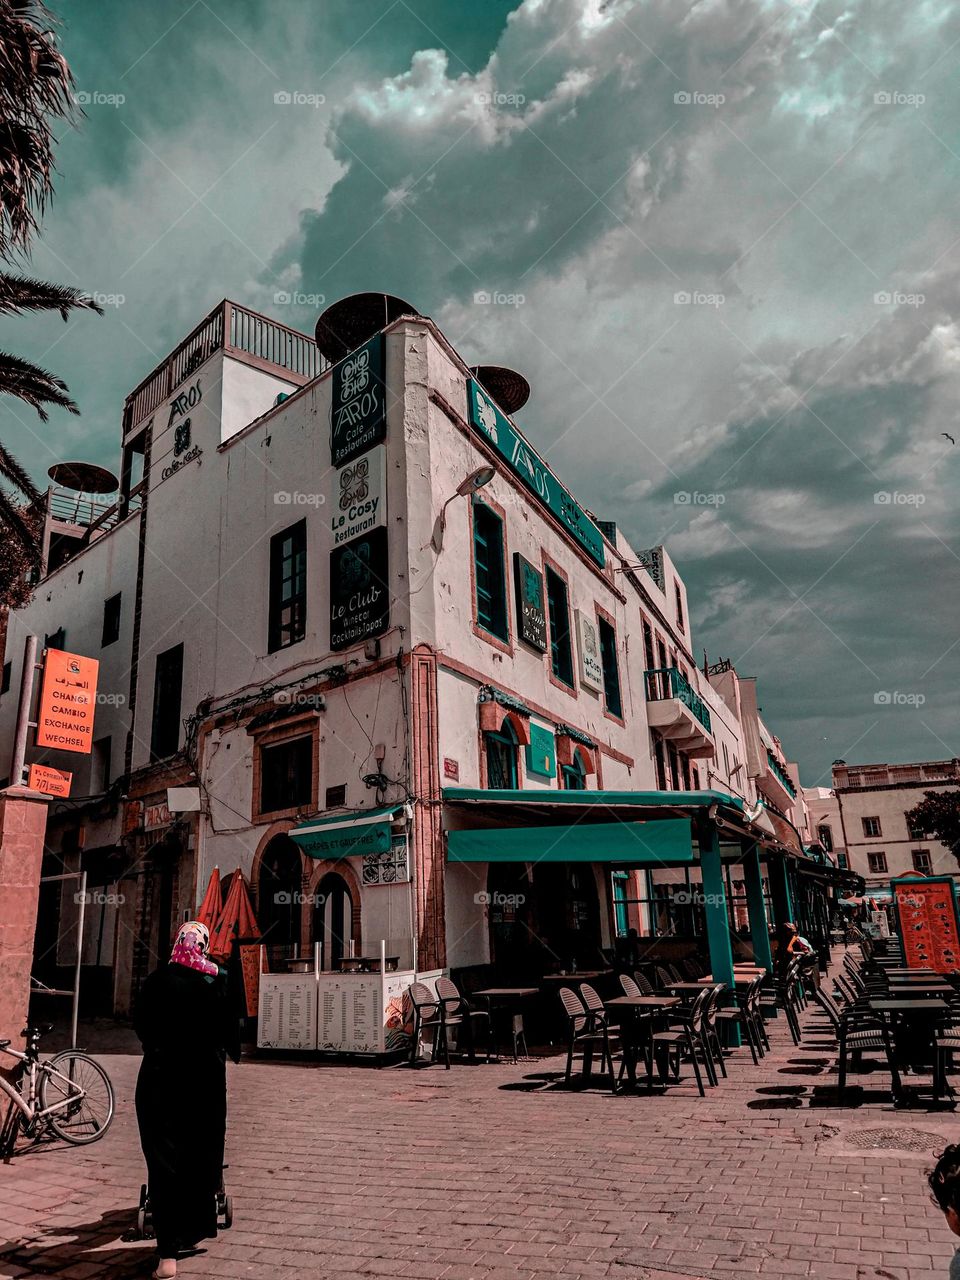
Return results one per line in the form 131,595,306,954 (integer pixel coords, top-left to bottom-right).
598,616,622,718
545,565,574,686
561,749,587,790
484,722,519,788
473,503,509,641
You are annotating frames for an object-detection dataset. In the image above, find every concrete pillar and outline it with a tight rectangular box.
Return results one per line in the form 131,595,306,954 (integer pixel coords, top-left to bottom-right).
742,840,773,972
0,786,50,1044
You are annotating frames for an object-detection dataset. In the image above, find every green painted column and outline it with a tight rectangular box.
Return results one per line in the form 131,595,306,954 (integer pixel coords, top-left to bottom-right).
742,840,773,972
699,823,739,1045
768,853,795,971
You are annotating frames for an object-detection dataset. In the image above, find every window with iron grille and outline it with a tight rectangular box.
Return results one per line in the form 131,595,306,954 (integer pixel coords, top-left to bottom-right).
268,519,307,653
472,503,508,641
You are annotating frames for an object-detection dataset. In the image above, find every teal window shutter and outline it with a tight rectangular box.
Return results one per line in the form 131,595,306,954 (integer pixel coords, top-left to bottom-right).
473,503,509,641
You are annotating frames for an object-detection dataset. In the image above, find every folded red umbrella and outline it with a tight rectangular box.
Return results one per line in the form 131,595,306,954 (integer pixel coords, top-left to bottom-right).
210,869,260,960
196,866,223,931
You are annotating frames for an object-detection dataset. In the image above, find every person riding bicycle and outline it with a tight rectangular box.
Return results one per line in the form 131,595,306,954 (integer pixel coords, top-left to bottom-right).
134,920,241,1280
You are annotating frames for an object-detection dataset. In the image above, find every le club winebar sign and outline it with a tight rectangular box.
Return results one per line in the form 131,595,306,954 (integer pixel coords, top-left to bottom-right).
513,553,547,651
467,380,606,568
36,649,99,754
331,334,386,467
330,526,390,650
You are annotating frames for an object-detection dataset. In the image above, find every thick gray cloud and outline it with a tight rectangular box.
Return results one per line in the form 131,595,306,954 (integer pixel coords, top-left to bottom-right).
2,0,957,776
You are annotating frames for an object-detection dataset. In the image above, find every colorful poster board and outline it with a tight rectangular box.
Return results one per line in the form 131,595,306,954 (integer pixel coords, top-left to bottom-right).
893,876,960,972
331,334,385,466
36,649,99,753
27,764,72,797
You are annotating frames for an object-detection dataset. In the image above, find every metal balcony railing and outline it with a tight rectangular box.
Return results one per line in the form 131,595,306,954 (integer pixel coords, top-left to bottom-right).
644,667,712,734
766,749,797,798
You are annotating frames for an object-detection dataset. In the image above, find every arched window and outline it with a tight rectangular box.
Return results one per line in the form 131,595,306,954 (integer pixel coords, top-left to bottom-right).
312,872,356,970
561,748,587,791
257,834,303,955
484,720,519,788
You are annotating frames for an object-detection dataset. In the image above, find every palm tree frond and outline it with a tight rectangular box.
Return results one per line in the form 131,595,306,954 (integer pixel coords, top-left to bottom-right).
0,438,41,503
0,349,80,419
0,271,104,319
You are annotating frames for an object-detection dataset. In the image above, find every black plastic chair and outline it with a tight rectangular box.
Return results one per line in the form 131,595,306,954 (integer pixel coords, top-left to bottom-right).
408,982,444,1066
811,987,902,1099
651,988,713,1096
435,976,493,1063
559,987,619,1086
715,974,767,1064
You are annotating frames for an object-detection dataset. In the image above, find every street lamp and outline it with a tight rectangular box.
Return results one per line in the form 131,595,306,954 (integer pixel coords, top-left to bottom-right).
429,466,495,553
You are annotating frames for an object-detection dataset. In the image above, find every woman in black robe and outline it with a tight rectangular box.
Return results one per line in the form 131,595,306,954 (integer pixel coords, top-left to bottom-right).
134,921,241,1279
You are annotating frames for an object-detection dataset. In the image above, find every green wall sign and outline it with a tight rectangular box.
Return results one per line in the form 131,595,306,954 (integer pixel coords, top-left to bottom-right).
331,333,386,466
525,724,556,778
292,820,392,860
513,553,547,651
467,380,605,567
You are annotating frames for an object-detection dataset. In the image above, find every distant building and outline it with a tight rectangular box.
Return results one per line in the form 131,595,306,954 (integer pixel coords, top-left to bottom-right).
802,787,846,869
832,758,960,893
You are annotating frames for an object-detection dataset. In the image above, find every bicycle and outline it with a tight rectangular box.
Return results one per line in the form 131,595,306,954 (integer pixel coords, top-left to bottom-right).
0,1024,115,1157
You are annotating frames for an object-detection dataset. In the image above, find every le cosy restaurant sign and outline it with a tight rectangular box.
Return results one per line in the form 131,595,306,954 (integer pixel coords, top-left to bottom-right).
330,447,386,546
467,380,605,568
331,334,386,467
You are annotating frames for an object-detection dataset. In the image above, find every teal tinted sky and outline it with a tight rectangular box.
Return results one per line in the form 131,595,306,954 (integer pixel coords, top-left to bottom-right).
3,0,958,778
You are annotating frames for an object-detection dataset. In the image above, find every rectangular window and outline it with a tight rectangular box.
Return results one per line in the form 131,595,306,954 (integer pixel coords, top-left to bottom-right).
484,731,518,788
837,853,849,870
862,816,882,837
656,635,669,671
92,736,112,792
653,733,667,791
867,851,888,874
260,735,313,814
269,519,307,653
1,661,10,695
642,619,655,672
906,812,927,839
674,581,685,632
150,643,184,761
472,504,508,641
101,593,122,647
912,849,933,874
598,616,622,718
817,824,834,852
545,566,573,686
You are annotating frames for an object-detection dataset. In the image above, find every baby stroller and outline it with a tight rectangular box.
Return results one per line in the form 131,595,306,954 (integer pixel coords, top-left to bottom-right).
136,1166,233,1239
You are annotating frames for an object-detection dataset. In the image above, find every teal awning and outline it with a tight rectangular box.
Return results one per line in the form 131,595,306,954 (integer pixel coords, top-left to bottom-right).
447,817,693,865
442,786,744,812
289,804,402,859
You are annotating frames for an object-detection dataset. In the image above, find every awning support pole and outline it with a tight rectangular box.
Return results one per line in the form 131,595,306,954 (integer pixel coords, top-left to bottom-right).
742,841,772,973
698,823,739,1045
768,853,794,938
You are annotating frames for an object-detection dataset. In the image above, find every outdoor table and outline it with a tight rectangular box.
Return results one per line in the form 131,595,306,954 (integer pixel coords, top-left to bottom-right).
604,995,681,1092
541,970,611,983
868,997,949,1097
473,988,539,1062
885,983,955,997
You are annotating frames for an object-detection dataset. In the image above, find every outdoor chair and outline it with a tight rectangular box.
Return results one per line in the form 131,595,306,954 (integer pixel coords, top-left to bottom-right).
934,1017,960,1103
666,963,685,983
654,965,675,992
810,987,902,1099
632,971,656,995
559,987,620,1087
650,987,714,1096
408,981,444,1066
680,957,705,980
435,976,493,1064
619,974,642,998
760,958,803,1045
715,975,768,1065
700,983,728,1079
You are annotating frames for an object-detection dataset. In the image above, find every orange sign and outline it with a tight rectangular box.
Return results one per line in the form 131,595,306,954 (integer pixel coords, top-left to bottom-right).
893,877,960,972
36,649,99,754
27,764,72,798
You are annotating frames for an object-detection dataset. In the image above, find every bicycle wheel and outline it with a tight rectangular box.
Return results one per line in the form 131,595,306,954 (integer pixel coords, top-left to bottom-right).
39,1052,115,1145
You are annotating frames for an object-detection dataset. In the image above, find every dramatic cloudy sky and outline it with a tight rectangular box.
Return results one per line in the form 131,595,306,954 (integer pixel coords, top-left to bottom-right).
3,0,958,780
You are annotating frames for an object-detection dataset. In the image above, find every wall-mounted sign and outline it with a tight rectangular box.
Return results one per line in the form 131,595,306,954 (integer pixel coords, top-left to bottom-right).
36,649,99,754
467,380,605,567
576,610,603,693
362,835,410,886
443,757,460,781
331,334,385,466
893,876,960,972
330,526,389,650
513,553,547,651
27,764,72,798
525,724,556,778
330,446,386,546
144,801,172,831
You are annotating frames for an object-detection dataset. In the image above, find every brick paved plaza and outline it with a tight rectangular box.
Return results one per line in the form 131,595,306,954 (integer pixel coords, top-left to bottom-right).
1,989,957,1280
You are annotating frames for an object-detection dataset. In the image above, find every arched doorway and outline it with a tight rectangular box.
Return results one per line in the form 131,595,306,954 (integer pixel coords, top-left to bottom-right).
533,861,603,971
312,871,356,970
257,833,303,955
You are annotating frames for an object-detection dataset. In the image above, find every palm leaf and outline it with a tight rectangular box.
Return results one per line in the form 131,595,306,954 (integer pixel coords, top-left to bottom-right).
0,349,79,419
0,272,104,319
0,483,42,567
0,438,41,503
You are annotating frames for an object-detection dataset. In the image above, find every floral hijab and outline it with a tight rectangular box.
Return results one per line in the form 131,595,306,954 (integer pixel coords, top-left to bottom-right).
170,920,219,977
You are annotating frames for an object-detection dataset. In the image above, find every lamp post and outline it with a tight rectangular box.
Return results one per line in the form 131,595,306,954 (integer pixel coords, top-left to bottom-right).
428,466,495,554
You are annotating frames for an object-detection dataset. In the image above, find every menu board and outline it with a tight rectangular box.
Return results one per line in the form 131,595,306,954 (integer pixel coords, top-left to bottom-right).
257,976,318,1050
894,877,960,972
318,976,382,1053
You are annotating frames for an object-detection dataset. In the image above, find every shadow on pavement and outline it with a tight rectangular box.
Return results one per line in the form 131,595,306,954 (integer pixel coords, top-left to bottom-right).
0,1206,152,1278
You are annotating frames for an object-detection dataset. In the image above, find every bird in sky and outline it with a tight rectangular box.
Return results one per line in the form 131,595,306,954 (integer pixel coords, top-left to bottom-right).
942,432,956,444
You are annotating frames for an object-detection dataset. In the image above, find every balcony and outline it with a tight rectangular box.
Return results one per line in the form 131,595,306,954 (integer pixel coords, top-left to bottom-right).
123,300,328,434
42,486,142,574
757,749,797,812
644,667,714,759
